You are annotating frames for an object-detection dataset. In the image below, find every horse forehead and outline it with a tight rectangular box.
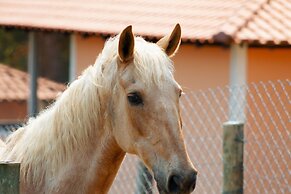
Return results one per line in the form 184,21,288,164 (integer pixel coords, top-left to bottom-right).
121,66,176,88
146,80,180,97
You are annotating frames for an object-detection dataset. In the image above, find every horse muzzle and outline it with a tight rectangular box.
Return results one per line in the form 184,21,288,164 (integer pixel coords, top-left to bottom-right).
154,168,197,194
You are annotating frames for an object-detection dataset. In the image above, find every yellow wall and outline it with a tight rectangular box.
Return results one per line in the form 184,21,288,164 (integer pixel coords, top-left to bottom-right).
75,36,290,91
173,45,230,91
76,35,105,75
75,36,231,91
0,101,26,122
0,100,54,122
248,48,291,83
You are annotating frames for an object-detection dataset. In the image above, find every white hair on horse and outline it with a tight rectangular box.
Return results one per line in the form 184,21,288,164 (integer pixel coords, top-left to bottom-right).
1,34,174,188
0,24,197,194
88,36,174,88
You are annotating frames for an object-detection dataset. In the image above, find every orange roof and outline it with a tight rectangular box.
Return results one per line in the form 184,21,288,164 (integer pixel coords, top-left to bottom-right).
0,0,290,45
0,64,65,102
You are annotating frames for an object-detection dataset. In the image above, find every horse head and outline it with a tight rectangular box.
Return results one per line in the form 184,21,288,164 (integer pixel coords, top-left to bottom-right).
110,24,197,194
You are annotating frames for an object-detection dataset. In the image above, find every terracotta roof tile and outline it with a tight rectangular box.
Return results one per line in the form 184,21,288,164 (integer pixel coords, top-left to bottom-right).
0,0,290,45
0,64,66,102
235,0,291,44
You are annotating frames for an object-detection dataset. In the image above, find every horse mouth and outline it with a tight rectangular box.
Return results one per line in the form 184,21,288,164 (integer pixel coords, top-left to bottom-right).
157,189,194,194
157,187,193,194
154,170,197,194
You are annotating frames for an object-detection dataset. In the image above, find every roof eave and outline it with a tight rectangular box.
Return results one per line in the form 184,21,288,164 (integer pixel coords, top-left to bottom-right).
1,25,290,47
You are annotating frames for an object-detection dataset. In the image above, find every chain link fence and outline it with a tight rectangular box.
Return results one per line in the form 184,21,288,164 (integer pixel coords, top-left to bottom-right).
108,79,290,194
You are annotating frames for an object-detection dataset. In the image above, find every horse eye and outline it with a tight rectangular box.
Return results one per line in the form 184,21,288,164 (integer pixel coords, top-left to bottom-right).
127,92,143,106
179,90,183,98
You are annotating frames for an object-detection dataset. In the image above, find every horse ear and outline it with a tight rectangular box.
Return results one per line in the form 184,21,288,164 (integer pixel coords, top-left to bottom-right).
157,24,181,57
118,25,135,63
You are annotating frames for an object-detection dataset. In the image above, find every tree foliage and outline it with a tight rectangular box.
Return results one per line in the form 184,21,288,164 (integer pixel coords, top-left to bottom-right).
0,29,69,83
0,28,28,71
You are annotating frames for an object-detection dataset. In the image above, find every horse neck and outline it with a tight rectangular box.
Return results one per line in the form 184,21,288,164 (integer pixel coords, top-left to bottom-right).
49,75,126,193
85,128,125,194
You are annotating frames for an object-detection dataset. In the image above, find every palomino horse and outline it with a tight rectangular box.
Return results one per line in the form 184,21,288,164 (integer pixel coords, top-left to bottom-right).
0,24,197,194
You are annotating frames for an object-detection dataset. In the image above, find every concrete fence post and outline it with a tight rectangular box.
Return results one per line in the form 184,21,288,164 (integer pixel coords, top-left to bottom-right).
0,162,20,194
223,121,244,194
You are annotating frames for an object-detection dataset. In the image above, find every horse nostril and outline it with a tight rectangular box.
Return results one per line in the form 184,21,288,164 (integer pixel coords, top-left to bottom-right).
167,171,197,193
189,171,197,192
168,174,182,193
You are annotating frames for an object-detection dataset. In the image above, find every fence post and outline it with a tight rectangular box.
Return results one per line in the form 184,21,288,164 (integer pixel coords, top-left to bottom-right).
0,162,20,194
223,121,244,194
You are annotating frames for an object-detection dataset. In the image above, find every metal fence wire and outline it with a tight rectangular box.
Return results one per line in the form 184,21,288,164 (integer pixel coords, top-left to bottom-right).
108,79,290,194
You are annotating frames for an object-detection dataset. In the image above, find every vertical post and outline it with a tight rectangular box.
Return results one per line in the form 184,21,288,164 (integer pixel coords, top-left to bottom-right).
0,162,20,194
135,161,153,194
28,31,38,117
69,34,77,82
229,43,247,122
223,121,244,194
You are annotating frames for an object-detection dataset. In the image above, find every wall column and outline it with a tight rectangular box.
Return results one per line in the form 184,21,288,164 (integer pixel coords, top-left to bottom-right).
69,34,77,82
28,31,38,117
229,43,248,122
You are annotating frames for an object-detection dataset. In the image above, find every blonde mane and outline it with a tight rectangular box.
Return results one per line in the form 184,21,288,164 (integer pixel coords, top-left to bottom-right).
0,35,175,189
